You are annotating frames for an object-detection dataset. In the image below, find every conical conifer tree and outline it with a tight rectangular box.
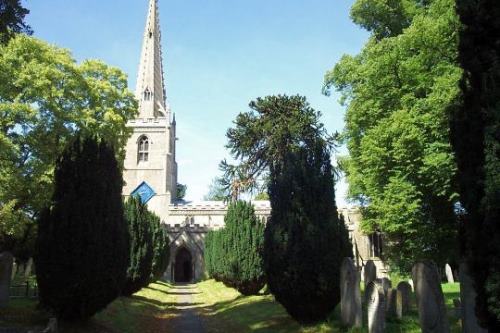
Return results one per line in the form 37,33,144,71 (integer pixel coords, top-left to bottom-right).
122,196,154,296
35,136,129,321
264,142,353,323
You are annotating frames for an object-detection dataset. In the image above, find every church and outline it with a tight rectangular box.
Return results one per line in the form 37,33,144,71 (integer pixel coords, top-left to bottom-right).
122,0,386,283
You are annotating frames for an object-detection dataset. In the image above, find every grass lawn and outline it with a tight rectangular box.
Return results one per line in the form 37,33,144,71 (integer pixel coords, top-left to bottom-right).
0,281,177,333
195,279,463,333
1,279,463,332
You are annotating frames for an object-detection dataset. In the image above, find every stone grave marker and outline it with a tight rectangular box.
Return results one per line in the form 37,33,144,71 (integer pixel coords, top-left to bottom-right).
397,281,412,314
412,260,450,333
386,288,398,317
367,281,386,333
445,263,455,283
340,257,362,328
24,258,34,278
459,263,487,333
380,277,392,294
364,260,377,289
0,251,14,307
11,261,17,281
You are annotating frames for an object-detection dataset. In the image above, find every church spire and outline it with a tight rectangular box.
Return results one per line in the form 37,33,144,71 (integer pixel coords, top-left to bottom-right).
135,0,168,119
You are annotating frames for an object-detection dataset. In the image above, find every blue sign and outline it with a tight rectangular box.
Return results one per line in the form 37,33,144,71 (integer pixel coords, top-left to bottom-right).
131,181,156,204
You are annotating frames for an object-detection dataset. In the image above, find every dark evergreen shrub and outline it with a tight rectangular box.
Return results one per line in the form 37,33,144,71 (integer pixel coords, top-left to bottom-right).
150,212,170,281
122,196,154,296
35,136,129,321
223,201,265,295
263,143,353,323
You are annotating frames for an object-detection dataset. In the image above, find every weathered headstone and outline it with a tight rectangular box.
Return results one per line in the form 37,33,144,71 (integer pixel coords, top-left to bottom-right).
367,281,386,333
24,257,34,278
386,288,398,317
445,263,455,283
11,261,17,281
397,281,412,314
0,251,14,307
412,261,450,333
364,260,377,289
453,298,461,318
45,317,58,333
380,277,392,294
459,263,487,333
340,257,362,328
395,289,404,319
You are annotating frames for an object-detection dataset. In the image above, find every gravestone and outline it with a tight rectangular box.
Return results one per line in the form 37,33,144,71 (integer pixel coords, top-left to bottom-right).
445,263,454,283
24,258,34,278
377,278,392,295
459,263,487,333
0,251,14,307
11,261,17,281
395,289,404,319
412,261,450,333
367,281,386,333
364,260,377,289
453,298,461,318
397,281,412,314
340,257,362,328
386,288,398,317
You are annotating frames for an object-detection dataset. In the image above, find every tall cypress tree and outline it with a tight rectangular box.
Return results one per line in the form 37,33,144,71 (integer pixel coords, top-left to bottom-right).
264,142,353,323
452,0,500,329
224,201,265,295
122,196,154,296
35,136,128,321
150,211,170,281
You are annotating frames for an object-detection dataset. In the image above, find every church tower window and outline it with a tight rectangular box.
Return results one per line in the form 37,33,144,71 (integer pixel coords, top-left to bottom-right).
138,135,149,162
144,88,152,101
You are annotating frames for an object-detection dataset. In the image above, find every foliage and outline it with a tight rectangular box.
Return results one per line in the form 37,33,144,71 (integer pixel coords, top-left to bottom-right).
122,196,154,296
220,95,335,199
452,0,500,329
254,192,269,200
176,183,187,200
324,0,460,272
35,136,129,321
0,35,137,256
204,201,265,295
203,177,229,201
0,0,32,44
264,143,353,323
150,214,170,281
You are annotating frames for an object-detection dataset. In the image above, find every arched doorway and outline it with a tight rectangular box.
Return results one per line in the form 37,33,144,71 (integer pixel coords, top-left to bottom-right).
174,247,193,283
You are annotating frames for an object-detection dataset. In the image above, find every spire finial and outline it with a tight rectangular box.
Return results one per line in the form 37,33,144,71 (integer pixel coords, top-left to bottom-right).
135,0,169,119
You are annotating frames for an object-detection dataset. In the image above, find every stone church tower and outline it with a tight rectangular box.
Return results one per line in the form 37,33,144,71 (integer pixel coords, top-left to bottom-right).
122,0,177,219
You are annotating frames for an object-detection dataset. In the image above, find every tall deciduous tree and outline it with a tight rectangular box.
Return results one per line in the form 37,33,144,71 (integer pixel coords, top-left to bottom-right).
324,0,460,272
452,0,500,329
35,136,129,321
0,36,137,256
0,0,32,44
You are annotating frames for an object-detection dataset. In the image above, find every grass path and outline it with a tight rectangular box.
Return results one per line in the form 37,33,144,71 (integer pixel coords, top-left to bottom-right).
1,280,463,332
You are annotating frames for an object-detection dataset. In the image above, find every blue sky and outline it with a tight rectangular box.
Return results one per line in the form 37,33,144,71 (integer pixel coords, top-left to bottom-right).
26,0,368,205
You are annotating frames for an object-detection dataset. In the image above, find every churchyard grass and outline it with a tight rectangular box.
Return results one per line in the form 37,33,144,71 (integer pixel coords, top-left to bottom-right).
94,280,177,333
195,279,462,333
0,281,177,333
